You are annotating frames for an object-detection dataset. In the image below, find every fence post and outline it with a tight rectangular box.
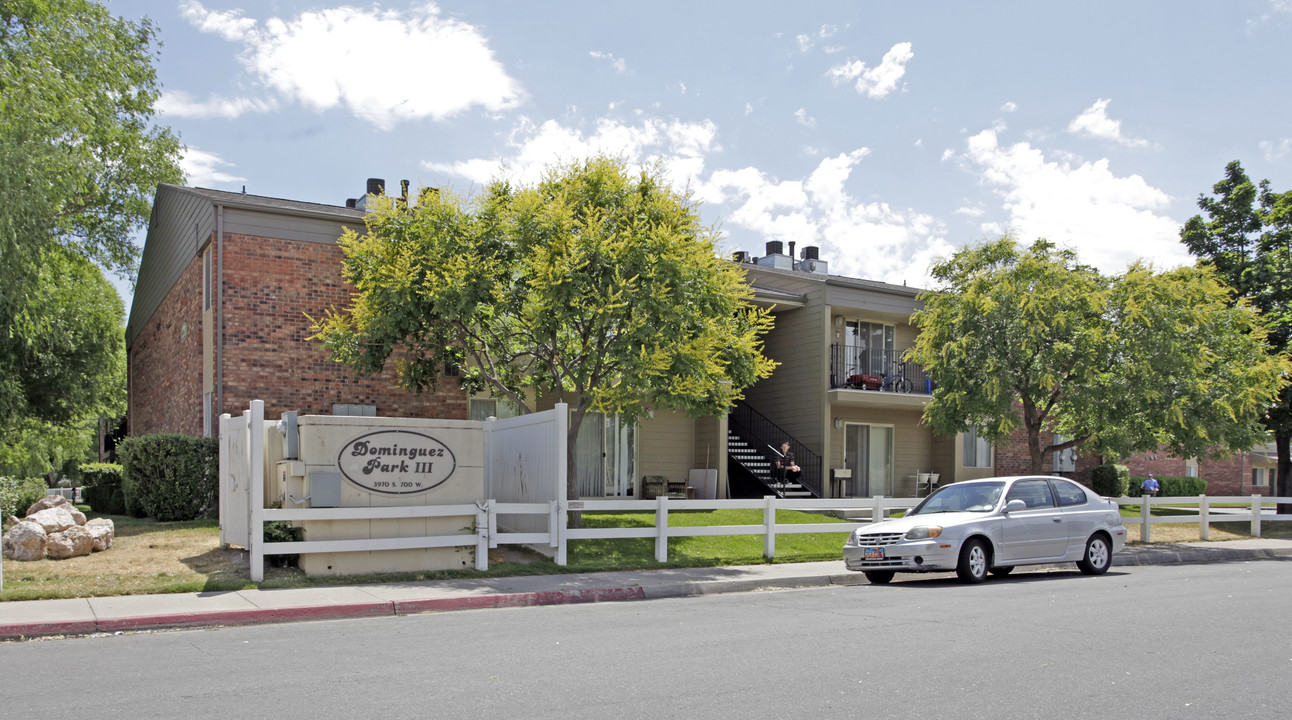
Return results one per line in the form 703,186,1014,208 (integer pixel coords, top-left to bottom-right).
873,495,885,524
763,495,777,559
555,500,568,567
475,501,490,571
656,495,670,563
1198,494,1209,541
248,400,265,583
1141,494,1151,544
1252,494,1262,538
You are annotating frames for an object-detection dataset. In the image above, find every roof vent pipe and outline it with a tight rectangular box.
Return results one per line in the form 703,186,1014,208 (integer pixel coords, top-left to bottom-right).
765,240,784,256
788,241,796,261
400,179,410,204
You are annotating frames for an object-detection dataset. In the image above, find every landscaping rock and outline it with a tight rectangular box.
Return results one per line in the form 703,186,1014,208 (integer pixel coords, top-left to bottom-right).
70,507,87,526
29,506,78,534
25,494,68,516
2,520,48,561
47,525,94,559
85,518,115,551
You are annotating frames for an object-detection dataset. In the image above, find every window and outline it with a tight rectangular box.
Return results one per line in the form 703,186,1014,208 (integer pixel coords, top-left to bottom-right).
1052,434,1076,473
202,249,212,311
1252,468,1270,487
1007,479,1056,509
1052,479,1089,507
1185,461,1199,478
963,427,993,468
470,398,520,421
844,423,894,497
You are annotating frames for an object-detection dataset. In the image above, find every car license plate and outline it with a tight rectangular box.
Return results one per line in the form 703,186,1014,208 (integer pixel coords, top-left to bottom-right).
863,547,885,560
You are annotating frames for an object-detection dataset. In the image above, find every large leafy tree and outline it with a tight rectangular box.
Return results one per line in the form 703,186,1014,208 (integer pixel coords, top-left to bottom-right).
0,0,179,472
910,236,1288,473
313,156,777,510
1181,160,1292,504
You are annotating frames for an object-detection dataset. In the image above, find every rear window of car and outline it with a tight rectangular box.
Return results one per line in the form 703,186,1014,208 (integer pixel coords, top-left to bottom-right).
1053,479,1089,507
1006,479,1055,508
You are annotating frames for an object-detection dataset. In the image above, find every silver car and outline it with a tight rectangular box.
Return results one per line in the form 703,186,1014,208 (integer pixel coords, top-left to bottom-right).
843,476,1127,584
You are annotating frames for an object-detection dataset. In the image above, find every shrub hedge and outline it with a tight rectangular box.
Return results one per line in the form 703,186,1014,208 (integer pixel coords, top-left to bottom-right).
80,462,126,516
1131,475,1207,497
1090,464,1130,498
118,434,219,522
0,476,50,524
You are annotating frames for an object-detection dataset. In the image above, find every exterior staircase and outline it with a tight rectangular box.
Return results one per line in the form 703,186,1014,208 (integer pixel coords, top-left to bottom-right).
726,400,822,499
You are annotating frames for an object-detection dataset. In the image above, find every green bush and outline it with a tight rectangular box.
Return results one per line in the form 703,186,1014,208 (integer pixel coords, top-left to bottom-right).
1090,464,1130,497
118,434,219,522
1131,475,1207,497
263,519,304,567
0,476,51,523
80,462,126,515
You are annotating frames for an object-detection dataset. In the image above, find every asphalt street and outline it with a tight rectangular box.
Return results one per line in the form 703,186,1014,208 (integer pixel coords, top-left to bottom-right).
1,561,1288,719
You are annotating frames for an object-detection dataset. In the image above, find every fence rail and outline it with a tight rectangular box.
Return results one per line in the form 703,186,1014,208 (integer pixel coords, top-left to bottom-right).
1114,495,1292,543
245,492,1292,581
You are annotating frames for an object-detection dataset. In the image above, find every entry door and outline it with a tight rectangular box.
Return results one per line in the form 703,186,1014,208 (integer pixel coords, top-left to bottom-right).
575,412,635,497
844,424,893,497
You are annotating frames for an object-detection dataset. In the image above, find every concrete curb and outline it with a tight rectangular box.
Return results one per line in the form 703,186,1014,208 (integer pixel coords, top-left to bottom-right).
4,543,1290,641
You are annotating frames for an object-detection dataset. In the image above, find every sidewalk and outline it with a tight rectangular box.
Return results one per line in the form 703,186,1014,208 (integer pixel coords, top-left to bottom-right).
4,538,1291,641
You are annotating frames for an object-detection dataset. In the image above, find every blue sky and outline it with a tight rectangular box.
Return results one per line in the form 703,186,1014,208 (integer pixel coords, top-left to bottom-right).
109,0,1292,303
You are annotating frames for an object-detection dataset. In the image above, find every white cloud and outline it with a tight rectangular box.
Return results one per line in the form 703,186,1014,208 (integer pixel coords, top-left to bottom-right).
826,42,913,99
697,150,951,285
794,108,816,128
590,51,627,74
796,34,814,52
744,102,754,115
1067,98,1150,148
181,1,523,131
423,116,720,189
158,90,276,119
181,147,245,187
940,148,955,162
1001,101,1017,113
961,127,1187,272
1260,137,1292,162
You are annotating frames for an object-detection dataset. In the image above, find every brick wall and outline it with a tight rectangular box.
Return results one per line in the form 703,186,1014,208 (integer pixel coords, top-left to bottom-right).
128,254,204,436
215,232,468,423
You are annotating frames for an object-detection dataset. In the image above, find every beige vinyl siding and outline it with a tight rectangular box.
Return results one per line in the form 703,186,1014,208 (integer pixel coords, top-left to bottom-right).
638,408,696,484
128,186,215,346
222,207,364,246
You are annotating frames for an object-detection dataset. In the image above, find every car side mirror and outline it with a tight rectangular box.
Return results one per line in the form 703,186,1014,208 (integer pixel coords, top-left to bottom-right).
1004,499,1027,514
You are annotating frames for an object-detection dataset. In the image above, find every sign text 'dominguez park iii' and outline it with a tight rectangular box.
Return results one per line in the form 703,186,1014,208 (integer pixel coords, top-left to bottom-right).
336,430,457,495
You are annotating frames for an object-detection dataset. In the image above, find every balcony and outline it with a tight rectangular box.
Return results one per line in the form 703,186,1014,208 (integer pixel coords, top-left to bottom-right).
828,343,932,409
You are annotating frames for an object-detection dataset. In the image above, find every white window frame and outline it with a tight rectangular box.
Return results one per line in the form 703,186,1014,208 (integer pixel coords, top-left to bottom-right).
1052,434,1076,473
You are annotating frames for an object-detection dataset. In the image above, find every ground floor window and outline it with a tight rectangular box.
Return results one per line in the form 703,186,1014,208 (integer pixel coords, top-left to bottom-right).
1052,434,1076,473
470,397,520,421
962,427,992,468
1253,468,1271,487
575,412,636,497
844,423,893,497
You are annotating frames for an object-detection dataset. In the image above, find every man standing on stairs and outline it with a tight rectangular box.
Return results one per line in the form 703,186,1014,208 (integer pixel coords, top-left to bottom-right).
773,441,800,485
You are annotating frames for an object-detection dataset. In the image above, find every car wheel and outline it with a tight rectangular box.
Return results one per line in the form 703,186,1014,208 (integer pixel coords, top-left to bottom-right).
956,539,989,583
864,570,895,584
989,566,1014,577
1077,533,1112,575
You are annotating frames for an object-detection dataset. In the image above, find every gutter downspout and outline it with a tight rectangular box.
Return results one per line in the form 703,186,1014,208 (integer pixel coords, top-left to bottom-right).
216,204,224,425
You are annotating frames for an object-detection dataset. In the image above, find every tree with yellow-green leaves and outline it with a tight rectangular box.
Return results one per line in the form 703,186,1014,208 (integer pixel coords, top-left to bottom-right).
312,156,777,512
910,235,1289,475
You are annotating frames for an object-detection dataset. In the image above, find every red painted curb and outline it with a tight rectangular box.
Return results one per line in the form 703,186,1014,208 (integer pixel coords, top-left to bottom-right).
93,601,396,633
0,619,99,640
393,586,645,615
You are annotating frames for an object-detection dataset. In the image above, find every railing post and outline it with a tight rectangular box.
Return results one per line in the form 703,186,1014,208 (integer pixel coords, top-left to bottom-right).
248,400,265,583
873,494,885,524
1198,494,1209,541
656,496,670,563
764,495,776,559
1141,494,1151,544
1252,494,1262,538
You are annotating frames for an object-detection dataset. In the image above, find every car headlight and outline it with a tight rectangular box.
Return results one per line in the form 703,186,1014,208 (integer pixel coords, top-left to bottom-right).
904,526,942,540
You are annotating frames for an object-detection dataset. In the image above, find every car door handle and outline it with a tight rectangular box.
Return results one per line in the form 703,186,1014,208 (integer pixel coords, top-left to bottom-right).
1052,518,1062,522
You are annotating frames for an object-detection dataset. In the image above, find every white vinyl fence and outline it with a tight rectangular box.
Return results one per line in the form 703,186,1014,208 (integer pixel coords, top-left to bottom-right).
1116,495,1292,542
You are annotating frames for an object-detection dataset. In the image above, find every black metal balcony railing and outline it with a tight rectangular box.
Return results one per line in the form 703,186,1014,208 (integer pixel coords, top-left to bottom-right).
829,343,933,394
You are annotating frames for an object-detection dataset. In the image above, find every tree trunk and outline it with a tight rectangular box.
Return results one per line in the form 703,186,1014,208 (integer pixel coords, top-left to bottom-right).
1276,430,1291,517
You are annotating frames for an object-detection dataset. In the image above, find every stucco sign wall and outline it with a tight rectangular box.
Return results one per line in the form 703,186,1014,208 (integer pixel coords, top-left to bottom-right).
337,429,457,495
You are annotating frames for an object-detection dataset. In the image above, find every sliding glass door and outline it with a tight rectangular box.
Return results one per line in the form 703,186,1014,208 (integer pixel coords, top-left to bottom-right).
844,423,893,497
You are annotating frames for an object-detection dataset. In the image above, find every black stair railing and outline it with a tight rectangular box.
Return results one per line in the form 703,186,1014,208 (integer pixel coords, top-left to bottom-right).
728,400,823,498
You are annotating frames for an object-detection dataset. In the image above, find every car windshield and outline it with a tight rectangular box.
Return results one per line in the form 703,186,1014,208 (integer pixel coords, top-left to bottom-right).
909,481,1006,515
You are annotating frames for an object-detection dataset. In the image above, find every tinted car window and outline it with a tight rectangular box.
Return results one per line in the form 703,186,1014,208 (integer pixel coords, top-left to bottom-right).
1052,479,1089,507
1006,479,1055,509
